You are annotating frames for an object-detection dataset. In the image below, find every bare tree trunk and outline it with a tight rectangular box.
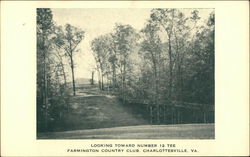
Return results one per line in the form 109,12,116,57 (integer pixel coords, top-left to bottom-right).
91,71,94,85
177,110,180,124
68,38,76,96
122,59,126,103
44,54,48,130
171,107,174,124
112,64,116,89
111,46,117,90
149,51,158,104
168,36,173,100
175,36,182,101
179,58,184,101
157,105,160,124
96,67,101,90
70,56,76,96
150,105,153,124
106,73,109,93
153,63,160,124
101,73,104,90
163,105,166,124
99,63,104,91
42,31,48,131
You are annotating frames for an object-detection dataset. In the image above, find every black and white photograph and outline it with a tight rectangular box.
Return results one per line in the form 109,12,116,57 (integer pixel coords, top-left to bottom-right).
36,8,215,139
1,0,249,156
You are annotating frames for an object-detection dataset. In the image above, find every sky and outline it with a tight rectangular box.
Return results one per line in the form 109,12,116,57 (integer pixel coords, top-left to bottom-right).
51,8,213,79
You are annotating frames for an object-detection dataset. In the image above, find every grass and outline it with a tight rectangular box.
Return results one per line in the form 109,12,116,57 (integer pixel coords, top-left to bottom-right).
38,123,215,139
47,84,148,132
38,84,214,139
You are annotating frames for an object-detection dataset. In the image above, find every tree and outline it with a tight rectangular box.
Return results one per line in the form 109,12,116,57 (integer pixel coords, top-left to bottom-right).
91,35,110,90
61,24,84,96
88,9,214,124
112,24,139,103
106,34,118,89
37,9,77,132
150,9,174,100
52,26,68,86
140,21,163,123
182,11,214,104
149,9,199,101
37,8,54,131
91,70,95,85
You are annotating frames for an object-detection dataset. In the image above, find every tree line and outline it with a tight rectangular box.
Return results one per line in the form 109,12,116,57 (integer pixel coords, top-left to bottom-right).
91,10,214,101
91,9,214,124
37,8,84,131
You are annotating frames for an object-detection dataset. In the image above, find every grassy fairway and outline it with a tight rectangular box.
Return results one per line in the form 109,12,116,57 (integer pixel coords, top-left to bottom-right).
38,123,214,139
37,84,214,139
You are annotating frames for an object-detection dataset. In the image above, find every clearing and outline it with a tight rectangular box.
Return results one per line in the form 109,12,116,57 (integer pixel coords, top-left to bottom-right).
37,84,214,139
